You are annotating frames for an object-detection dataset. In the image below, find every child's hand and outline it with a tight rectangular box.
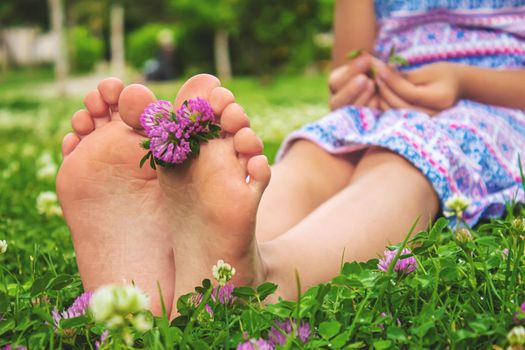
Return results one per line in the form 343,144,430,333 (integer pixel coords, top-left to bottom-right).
328,53,379,110
375,62,463,115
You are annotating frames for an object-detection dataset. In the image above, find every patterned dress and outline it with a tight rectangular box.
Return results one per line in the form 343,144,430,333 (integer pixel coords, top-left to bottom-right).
277,0,525,225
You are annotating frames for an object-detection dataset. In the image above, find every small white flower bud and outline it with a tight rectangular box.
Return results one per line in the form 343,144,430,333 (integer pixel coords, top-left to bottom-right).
89,284,150,328
455,228,473,244
508,326,525,345
0,240,7,254
212,259,236,285
36,191,62,217
445,194,470,218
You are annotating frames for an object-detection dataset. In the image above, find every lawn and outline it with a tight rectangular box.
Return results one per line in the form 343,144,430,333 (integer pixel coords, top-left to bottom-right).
1,68,525,349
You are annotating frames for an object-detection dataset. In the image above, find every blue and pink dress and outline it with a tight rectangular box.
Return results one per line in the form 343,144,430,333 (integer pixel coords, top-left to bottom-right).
278,0,525,225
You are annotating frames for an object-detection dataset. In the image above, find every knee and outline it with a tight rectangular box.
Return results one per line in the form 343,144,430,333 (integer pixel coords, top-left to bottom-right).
363,145,398,159
361,146,417,171
357,146,440,214
284,140,361,186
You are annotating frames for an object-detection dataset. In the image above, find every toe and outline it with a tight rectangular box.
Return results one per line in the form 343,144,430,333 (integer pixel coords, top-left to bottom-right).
118,84,157,130
210,86,235,115
222,103,250,134
83,90,110,128
174,74,221,108
71,109,95,137
247,155,271,193
61,132,80,157
98,78,124,121
233,127,263,156
97,78,124,108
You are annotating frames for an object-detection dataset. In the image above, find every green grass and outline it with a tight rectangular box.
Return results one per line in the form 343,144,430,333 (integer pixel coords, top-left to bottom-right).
0,70,525,349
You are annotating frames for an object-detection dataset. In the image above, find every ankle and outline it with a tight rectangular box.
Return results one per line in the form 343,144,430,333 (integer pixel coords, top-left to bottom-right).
258,241,297,301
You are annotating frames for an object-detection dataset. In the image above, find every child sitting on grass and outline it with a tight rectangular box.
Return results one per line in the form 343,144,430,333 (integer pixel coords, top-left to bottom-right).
56,0,525,318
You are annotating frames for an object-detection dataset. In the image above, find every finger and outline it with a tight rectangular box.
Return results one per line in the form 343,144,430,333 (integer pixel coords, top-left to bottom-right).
329,55,373,93
404,66,432,85
376,66,438,107
376,78,412,109
353,80,375,106
330,74,369,110
377,79,438,115
368,95,380,110
379,97,392,112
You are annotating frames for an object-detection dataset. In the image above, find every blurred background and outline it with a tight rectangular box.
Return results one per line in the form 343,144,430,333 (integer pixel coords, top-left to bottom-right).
0,0,335,88
0,0,336,164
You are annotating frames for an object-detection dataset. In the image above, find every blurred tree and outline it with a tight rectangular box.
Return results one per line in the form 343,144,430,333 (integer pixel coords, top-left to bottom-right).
318,0,335,30
48,0,68,95
125,0,173,32
169,0,238,80
0,1,48,28
66,0,124,77
0,3,8,72
234,0,319,75
110,0,125,77
68,26,103,73
68,0,106,38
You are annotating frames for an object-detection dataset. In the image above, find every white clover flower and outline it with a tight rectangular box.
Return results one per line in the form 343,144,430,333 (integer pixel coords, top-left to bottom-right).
113,285,150,315
508,326,525,345
0,240,7,254
37,163,58,181
36,191,62,217
132,313,152,332
36,152,58,181
89,286,115,321
444,194,471,218
37,152,54,166
89,284,150,328
105,315,125,328
212,259,236,285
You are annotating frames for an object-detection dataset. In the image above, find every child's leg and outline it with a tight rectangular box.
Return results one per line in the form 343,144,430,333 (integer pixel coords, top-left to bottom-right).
261,146,440,299
256,141,363,241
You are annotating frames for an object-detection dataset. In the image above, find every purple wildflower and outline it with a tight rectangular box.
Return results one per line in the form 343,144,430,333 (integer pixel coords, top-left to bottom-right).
236,338,274,350
514,302,525,324
378,248,417,275
205,304,214,317
0,345,27,350
150,126,191,164
95,330,110,349
297,322,311,343
140,98,218,166
211,283,235,305
140,100,173,133
189,292,204,308
52,291,93,327
268,319,311,346
176,97,215,133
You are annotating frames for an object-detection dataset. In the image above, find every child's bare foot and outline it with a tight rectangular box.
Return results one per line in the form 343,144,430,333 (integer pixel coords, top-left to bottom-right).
122,74,271,316
57,78,175,315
